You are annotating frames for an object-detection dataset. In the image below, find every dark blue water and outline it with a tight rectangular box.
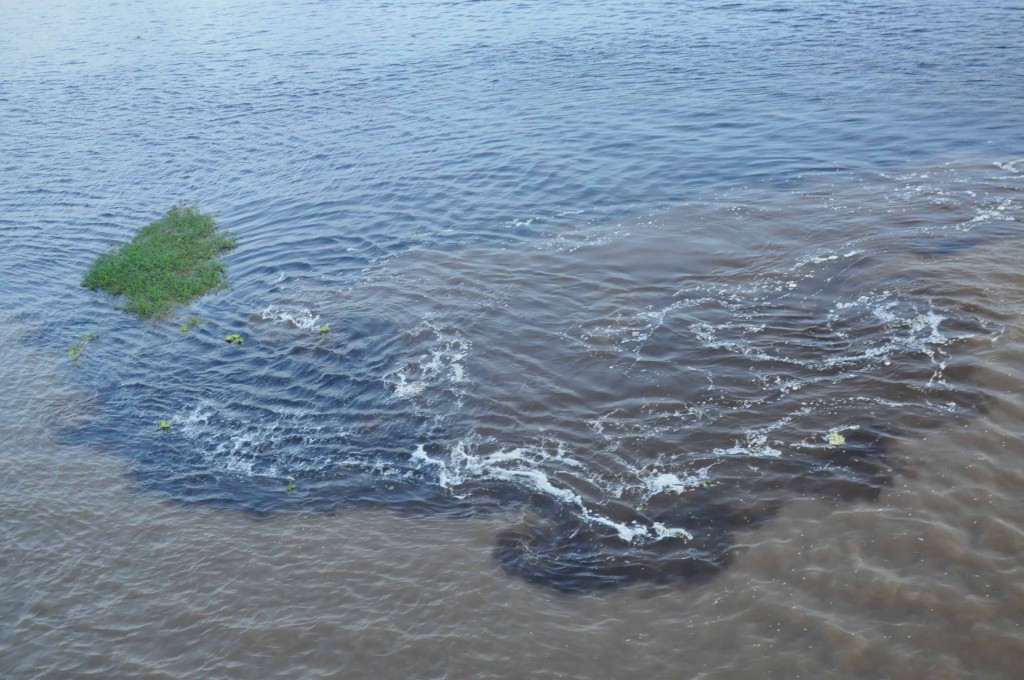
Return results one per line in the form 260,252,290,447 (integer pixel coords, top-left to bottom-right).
2,0,1022,591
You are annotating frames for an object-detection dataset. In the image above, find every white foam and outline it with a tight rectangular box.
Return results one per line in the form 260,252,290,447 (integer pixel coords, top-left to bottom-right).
258,305,323,333
389,372,428,398
172,400,214,438
384,322,471,401
711,413,803,459
409,437,694,544
651,522,694,542
646,467,712,494
169,400,334,480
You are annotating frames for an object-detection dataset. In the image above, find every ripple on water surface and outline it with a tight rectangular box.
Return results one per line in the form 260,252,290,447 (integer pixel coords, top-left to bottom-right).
66,160,1021,591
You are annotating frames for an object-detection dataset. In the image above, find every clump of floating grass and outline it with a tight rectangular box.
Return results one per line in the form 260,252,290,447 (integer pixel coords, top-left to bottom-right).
68,332,99,366
82,205,236,319
827,429,846,447
179,316,200,333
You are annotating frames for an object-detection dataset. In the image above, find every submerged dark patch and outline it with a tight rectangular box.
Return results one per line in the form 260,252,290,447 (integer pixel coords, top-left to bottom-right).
59,162,1019,592
62,248,973,592
494,429,891,592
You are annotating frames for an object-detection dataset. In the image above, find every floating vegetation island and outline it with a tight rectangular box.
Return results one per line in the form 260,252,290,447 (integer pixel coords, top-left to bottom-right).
67,332,99,366
82,205,236,319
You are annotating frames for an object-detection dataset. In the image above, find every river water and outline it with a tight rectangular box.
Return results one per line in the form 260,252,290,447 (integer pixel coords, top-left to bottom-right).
2,0,1023,677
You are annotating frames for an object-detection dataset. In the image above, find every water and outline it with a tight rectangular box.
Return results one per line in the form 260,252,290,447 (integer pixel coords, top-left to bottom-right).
2,0,1023,676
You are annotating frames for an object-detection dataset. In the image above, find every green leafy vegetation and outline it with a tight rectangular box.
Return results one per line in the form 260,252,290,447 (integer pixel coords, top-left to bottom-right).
179,316,200,333
224,333,244,344
319,324,330,334
158,420,171,430
827,429,846,446
82,205,236,319
68,332,99,366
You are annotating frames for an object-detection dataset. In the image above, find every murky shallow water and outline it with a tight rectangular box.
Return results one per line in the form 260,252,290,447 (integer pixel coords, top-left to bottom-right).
3,0,1024,677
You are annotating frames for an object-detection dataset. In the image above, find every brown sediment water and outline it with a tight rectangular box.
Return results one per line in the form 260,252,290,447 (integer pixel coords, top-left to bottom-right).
3,338,1024,679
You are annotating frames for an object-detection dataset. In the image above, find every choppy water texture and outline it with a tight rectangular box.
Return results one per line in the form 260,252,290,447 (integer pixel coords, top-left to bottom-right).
2,0,1024,677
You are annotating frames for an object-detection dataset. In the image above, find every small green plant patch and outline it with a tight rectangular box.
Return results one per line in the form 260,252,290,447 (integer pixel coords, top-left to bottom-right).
158,420,171,430
179,316,200,333
827,429,846,447
68,332,99,366
224,333,244,344
82,205,236,319
319,324,330,334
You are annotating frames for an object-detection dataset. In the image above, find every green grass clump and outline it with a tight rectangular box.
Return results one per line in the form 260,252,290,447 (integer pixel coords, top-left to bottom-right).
82,205,236,319
827,429,846,447
179,316,200,333
68,332,99,366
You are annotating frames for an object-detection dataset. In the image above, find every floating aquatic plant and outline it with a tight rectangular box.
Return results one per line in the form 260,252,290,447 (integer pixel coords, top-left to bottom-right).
82,205,236,319
158,420,171,430
68,332,99,366
179,316,200,333
665,528,693,540
319,324,330,334
224,333,244,344
827,429,846,446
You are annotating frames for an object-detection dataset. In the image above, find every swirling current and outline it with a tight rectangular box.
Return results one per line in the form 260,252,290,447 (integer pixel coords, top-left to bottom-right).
3,0,1024,676
53,160,1021,591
